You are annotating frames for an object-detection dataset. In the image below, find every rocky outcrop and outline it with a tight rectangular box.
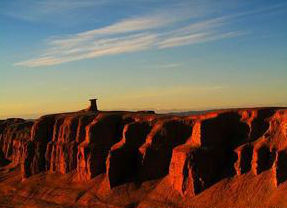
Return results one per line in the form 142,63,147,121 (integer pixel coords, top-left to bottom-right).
77,113,125,180
138,119,193,182
22,114,57,178
234,143,253,175
107,121,152,187
167,108,287,198
0,118,33,166
46,113,95,174
274,150,287,186
0,107,287,208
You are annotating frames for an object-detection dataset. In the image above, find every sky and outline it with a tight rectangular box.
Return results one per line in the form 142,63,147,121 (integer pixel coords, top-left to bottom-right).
0,0,287,119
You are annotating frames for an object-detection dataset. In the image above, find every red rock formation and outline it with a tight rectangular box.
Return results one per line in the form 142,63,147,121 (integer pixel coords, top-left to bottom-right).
274,150,287,186
0,107,286,208
0,118,33,166
46,113,95,174
138,119,193,182
22,114,57,178
76,113,127,181
234,143,253,175
107,121,152,187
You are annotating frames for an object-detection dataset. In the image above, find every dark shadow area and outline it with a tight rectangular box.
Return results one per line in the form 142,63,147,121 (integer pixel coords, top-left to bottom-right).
108,122,152,187
88,114,124,177
239,144,253,174
200,112,250,179
276,151,287,185
0,150,10,167
139,120,192,182
256,146,276,174
250,108,276,140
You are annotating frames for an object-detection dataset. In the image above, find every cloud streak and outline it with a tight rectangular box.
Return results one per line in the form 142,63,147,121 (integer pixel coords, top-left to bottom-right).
47,13,182,48
158,31,244,49
15,33,157,66
17,3,282,67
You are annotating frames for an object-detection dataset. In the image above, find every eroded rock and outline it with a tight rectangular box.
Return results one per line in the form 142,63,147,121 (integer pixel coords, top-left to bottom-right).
107,121,152,187
0,107,286,208
77,113,125,180
139,119,193,182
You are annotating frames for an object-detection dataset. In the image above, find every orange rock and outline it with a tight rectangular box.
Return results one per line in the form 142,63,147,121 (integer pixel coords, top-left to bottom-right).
76,113,125,181
138,119,192,182
0,107,286,208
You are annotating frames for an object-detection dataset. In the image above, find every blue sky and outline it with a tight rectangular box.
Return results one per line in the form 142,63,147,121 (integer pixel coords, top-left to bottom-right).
0,0,287,118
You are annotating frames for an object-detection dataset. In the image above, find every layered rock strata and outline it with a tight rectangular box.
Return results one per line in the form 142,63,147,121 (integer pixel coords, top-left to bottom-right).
0,107,287,207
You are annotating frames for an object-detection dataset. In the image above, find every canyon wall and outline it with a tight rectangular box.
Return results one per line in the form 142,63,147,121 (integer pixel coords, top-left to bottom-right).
0,107,287,208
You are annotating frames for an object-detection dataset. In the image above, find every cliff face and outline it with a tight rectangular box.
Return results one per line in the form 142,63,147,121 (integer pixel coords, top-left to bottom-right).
0,118,33,167
0,107,287,208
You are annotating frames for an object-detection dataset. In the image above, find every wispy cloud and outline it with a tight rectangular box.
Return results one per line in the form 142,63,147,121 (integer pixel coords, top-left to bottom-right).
158,31,244,49
47,12,184,48
15,3,282,67
15,33,157,67
15,16,241,67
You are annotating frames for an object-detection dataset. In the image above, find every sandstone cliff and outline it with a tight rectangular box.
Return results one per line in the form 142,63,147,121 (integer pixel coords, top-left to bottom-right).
0,107,287,208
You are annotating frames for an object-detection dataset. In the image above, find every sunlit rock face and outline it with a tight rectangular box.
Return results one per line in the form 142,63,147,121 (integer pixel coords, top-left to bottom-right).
0,118,33,167
0,107,287,208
